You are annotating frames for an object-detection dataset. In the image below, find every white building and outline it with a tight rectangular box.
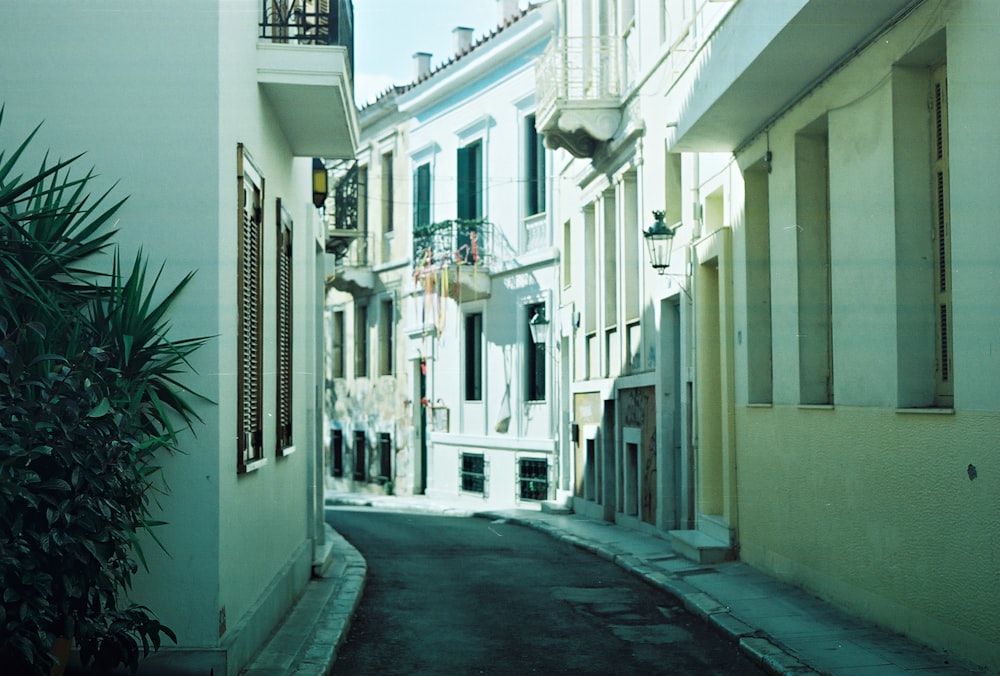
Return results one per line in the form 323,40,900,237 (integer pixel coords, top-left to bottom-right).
538,0,999,670
0,2,357,673
326,1,563,507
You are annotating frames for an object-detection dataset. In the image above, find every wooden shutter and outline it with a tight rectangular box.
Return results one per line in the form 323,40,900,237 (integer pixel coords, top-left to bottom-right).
931,65,953,406
414,163,431,228
276,200,294,454
237,144,265,472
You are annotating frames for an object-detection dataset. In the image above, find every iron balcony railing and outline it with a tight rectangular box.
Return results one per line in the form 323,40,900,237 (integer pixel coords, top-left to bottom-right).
412,219,495,270
260,0,355,71
536,35,623,116
325,159,368,262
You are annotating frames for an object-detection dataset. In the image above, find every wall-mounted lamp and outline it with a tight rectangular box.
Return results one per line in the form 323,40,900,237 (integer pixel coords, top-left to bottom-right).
528,305,549,344
643,210,677,275
312,157,328,209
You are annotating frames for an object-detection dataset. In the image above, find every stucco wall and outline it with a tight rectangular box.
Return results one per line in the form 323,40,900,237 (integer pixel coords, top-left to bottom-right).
736,405,999,668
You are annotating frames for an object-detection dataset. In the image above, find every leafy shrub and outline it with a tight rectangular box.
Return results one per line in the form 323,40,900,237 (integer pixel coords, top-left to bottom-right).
0,108,209,673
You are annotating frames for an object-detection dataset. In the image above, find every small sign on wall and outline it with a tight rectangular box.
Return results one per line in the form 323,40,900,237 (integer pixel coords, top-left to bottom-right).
431,405,449,432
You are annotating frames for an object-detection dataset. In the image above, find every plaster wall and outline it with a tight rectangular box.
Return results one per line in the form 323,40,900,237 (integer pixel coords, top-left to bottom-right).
1,0,325,658
726,2,1000,669
216,0,315,650
0,0,225,645
401,21,559,503
736,405,999,669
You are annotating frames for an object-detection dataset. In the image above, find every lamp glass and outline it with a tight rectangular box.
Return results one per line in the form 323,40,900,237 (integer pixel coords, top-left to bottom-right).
643,211,675,273
312,158,328,208
528,308,548,344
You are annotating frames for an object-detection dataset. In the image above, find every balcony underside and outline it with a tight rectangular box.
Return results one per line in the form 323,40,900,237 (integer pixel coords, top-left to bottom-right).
257,43,358,158
538,103,622,159
414,264,492,303
326,265,375,295
672,0,924,152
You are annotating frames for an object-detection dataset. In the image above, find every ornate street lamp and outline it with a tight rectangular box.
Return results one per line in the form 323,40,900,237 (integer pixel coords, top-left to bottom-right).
643,210,676,274
528,305,549,344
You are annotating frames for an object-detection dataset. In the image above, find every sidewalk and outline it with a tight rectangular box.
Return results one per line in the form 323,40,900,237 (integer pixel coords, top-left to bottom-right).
250,491,983,675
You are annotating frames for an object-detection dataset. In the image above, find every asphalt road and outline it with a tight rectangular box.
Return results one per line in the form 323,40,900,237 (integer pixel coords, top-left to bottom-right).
327,508,765,675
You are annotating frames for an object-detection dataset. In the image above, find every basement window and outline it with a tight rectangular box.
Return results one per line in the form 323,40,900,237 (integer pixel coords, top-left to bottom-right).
518,458,549,501
460,453,487,495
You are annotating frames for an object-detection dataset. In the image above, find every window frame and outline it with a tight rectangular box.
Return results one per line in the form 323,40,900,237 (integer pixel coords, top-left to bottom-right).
524,113,546,217
275,199,294,456
236,144,265,473
464,311,484,401
456,139,483,221
525,301,547,402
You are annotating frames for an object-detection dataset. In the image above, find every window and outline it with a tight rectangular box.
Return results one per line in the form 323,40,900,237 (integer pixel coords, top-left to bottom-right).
562,220,572,288
524,114,545,216
518,458,549,501
237,144,264,472
414,162,431,228
526,303,546,401
332,310,345,378
379,298,394,376
381,151,394,233
460,453,486,494
795,118,833,405
276,200,293,455
745,159,773,404
602,190,618,377
355,303,368,377
464,312,483,400
378,432,392,480
331,429,344,477
931,65,952,407
353,430,367,481
358,164,369,232
457,140,483,220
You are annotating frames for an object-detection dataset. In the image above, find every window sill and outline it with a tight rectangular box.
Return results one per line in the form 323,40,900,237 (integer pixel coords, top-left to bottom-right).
896,407,955,416
797,404,834,411
746,403,773,409
277,445,297,458
238,457,268,475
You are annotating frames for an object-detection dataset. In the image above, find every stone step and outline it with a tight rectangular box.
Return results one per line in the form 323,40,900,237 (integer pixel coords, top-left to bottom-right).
668,529,735,565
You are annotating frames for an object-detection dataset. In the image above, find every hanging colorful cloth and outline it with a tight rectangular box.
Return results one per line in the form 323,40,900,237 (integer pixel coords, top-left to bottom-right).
437,265,448,334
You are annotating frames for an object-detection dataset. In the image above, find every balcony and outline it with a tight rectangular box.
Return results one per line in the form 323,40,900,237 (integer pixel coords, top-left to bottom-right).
325,160,374,295
412,220,495,301
257,0,358,158
671,0,924,152
535,36,625,159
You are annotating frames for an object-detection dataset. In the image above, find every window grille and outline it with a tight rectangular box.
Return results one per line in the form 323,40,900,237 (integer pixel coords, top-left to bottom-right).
518,458,549,501
460,453,487,495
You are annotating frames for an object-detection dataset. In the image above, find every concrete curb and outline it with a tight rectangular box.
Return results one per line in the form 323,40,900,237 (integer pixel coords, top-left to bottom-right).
243,527,367,676
475,511,819,676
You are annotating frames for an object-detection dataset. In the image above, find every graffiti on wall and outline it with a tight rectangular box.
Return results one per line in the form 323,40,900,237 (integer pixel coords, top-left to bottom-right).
620,386,657,525
328,374,414,491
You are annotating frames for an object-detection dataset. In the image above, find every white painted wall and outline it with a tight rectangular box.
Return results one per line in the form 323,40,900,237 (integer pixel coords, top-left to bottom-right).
0,1,330,665
399,11,559,504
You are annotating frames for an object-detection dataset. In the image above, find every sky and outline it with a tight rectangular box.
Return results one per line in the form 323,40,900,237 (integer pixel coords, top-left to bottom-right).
352,0,511,107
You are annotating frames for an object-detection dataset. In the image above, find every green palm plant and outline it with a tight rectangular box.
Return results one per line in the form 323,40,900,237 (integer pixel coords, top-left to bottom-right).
0,108,211,673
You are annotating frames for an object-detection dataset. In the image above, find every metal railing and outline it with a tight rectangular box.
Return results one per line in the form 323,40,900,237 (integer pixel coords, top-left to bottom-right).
326,229,369,265
260,0,354,70
412,219,495,269
536,35,623,115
